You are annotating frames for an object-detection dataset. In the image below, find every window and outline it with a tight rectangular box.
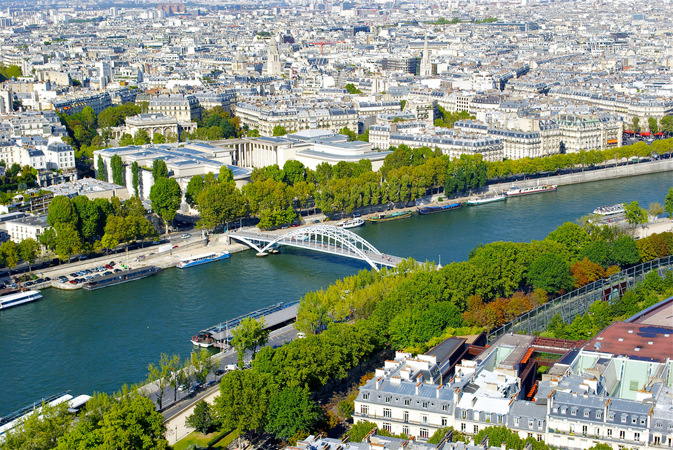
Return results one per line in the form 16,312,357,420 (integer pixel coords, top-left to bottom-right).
362,393,369,400
422,402,428,408
421,414,429,424
361,405,369,415
474,425,479,434
385,396,391,404
420,428,429,439
607,429,612,438
461,410,467,419
442,417,448,426
571,408,578,416
442,404,448,412
383,423,392,433
461,423,467,432
583,426,588,435
383,408,391,418
404,399,410,406
584,410,590,418
595,428,600,436
529,419,534,428
537,435,543,442
596,412,602,419
403,411,409,423
632,418,637,425
620,431,625,440
403,426,409,436
514,417,520,427
634,433,640,442
621,415,627,423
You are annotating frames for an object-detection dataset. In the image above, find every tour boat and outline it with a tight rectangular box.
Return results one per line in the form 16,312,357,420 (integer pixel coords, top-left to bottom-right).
417,202,462,215
466,195,506,206
0,290,43,310
503,185,557,197
177,251,230,269
593,203,626,217
83,266,161,290
368,211,413,222
336,218,365,229
191,332,215,348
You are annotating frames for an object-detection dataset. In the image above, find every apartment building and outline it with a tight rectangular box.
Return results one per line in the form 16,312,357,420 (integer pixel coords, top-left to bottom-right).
388,131,504,162
353,319,673,450
6,214,50,243
148,94,202,122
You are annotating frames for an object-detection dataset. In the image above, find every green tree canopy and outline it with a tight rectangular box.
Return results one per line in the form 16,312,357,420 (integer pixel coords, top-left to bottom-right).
625,200,647,228
231,317,270,366
152,159,169,180
214,370,274,434
196,182,247,230
47,195,78,228
265,387,323,440
110,154,125,186
133,129,151,145
118,133,134,146
527,252,573,294
272,125,287,136
186,400,215,434
149,177,182,234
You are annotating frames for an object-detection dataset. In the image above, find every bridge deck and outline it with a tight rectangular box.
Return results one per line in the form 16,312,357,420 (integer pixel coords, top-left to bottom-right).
229,229,404,269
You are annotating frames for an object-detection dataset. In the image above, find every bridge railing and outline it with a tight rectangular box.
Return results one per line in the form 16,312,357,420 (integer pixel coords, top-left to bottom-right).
487,255,673,342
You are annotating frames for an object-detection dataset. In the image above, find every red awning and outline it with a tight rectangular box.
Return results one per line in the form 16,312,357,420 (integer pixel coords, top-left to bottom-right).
624,130,634,133
654,132,664,136
641,132,651,136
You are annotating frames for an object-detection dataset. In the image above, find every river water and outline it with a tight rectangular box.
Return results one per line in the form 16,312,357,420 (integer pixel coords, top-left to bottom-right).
0,172,671,415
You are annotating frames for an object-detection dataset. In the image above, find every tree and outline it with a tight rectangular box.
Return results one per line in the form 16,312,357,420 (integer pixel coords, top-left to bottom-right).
191,348,214,385
632,117,640,132
0,240,19,268
97,155,107,181
118,133,134,146
56,389,169,450
665,187,673,218
1,400,74,450
81,106,96,129
152,159,169,180
571,258,606,288
339,126,356,141
273,125,287,136
611,235,641,266
39,228,57,252
213,370,274,435
147,353,173,410
186,400,215,434
149,177,182,234
184,175,205,208
348,420,377,443
54,223,82,262
527,252,573,293
131,161,140,196
152,133,166,144
110,154,125,186
133,129,151,145
282,160,305,185
265,387,323,440
344,83,363,94
247,129,260,137
47,195,78,228
231,317,270,367
196,183,247,230
648,117,658,134
648,202,664,222
546,222,591,259
624,200,647,228
18,238,40,268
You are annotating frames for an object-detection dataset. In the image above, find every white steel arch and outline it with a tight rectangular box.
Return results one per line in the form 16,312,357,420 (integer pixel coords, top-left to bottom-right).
229,225,387,271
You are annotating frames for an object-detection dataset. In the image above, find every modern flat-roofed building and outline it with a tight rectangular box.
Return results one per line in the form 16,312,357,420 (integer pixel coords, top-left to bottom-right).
6,214,49,243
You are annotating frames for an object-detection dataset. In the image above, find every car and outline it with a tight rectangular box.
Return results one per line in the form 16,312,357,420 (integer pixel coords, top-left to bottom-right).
297,332,306,339
206,380,216,387
225,364,238,372
104,271,112,276
109,261,115,266
24,281,35,287
114,268,122,273
35,278,44,283
290,224,299,227
44,277,50,282
173,245,179,249
312,219,321,224
69,273,78,277
78,255,88,260
214,369,224,376
105,264,113,269
281,225,289,229
189,382,202,393
69,280,77,284
177,385,187,392
181,233,191,239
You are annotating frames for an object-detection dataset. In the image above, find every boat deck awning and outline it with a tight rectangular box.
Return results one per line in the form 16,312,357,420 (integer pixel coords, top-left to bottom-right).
208,303,299,341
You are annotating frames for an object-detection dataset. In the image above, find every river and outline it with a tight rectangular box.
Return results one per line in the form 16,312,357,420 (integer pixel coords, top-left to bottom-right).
0,171,671,415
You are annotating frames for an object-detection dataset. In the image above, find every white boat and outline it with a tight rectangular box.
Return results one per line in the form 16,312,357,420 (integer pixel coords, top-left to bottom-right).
191,332,214,347
0,290,43,310
336,218,365,229
593,203,626,217
466,195,506,205
504,185,557,197
177,251,230,269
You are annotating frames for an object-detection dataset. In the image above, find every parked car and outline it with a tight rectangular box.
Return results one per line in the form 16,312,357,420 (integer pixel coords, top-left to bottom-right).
104,271,112,276
214,369,224,376
114,269,122,273
35,278,44,283
181,233,191,239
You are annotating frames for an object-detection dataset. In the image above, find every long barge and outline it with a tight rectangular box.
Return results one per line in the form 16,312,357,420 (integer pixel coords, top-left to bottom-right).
417,202,462,215
504,185,557,196
368,211,413,222
83,266,161,290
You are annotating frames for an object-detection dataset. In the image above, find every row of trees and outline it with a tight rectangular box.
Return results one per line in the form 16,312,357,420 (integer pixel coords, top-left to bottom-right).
1,387,169,450
0,162,38,195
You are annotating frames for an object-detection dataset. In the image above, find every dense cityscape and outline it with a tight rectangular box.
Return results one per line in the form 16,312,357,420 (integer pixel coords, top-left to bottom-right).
0,0,672,449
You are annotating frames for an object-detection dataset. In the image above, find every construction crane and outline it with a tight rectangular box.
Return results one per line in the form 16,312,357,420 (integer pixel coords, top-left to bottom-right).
308,41,343,55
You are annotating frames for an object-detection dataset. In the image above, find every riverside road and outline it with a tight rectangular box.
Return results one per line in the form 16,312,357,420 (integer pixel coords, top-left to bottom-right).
0,171,671,415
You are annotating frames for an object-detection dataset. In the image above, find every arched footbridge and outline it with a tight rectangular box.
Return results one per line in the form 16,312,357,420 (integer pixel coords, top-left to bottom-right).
227,225,403,271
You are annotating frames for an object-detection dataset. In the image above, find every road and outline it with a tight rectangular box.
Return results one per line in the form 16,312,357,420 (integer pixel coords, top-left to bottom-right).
158,324,297,421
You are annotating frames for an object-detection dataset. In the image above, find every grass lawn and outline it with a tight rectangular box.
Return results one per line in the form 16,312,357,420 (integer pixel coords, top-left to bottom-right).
173,430,219,450
213,429,239,449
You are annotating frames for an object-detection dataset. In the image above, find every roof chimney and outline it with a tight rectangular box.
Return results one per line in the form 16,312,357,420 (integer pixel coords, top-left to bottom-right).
376,377,382,390
437,384,443,399
416,381,421,396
